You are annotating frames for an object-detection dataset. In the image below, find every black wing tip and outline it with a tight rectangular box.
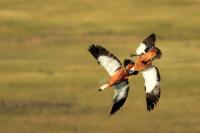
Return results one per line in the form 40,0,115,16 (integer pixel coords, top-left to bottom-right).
88,44,98,59
142,33,156,46
88,44,109,59
110,98,127,115
88,44,102,50
88,44,122,65
146,86,161,111
148,33,156,39
150,32,156,36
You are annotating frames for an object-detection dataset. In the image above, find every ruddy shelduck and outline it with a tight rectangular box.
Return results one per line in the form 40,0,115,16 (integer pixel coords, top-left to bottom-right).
130,33,162,111
88,33,162,114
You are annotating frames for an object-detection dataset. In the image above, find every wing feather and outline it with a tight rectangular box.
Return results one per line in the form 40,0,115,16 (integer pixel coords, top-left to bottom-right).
136,33,156,55
142,66,161,111
88,44,122,76
110,80,129,115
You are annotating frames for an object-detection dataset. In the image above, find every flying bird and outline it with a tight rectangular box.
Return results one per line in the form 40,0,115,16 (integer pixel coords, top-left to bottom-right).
88,45,137,115
129,33,162,111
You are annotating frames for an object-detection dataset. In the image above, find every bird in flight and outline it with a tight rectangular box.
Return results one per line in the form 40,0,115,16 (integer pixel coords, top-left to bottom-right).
88,44,136,115
129,33,162,111
88,33,162,115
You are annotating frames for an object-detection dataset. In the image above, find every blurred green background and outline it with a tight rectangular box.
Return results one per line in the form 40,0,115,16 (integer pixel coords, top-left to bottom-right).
0,0,199,133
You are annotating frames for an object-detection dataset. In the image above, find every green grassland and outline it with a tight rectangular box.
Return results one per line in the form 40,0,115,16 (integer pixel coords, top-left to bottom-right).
0,0,199,133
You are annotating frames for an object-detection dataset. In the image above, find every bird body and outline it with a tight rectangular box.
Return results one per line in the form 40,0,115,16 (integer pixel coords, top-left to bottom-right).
100,68,129,91
132,47,161,71
107,67,129,87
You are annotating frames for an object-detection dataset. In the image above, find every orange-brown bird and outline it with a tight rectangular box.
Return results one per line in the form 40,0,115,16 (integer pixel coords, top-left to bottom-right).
129,33,162,111
88,33,162,115
88,44,133,115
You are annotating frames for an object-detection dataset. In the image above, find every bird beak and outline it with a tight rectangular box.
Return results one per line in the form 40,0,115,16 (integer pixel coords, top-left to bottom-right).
130,53,140,57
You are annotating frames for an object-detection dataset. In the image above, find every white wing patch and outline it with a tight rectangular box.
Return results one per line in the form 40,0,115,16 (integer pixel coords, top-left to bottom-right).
136,43,146,55
142,66,160,93
135,33,156,55
110,80,129,115
88,45,122,76
114,80,129,101
98,55,121,76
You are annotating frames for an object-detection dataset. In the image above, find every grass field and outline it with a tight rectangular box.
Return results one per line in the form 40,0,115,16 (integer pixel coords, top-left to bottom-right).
0,0,200,133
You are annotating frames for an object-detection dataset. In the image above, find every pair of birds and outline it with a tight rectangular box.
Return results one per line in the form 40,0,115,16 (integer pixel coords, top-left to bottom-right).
88,33,162,115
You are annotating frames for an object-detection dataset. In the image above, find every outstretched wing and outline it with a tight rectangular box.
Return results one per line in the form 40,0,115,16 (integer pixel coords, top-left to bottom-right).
142,66,161,111
88,44,122,76
136,33,156,55
110,80,129,115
